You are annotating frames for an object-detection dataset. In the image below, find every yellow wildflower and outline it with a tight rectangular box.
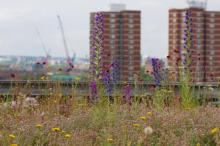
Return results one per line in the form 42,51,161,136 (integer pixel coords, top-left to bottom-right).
210,127,219,135
36,124,43,129
75,77,81,81
107,138,113,143
139,116,146,120
64,133,71,138
196,143,201,146
9,134,16,139
52,127,61,132
61,130,66,134
40,76,46,80
185,107,191,110
147,112,152,116
133,124,140,128
10,144,18,146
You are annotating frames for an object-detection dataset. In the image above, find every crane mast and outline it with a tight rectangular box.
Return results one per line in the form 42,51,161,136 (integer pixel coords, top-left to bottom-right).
35,27,50,65
57,15,74,70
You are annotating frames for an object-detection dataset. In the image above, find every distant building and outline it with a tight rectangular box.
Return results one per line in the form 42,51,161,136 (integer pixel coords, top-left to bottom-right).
90,4,141,81
168,1,220,83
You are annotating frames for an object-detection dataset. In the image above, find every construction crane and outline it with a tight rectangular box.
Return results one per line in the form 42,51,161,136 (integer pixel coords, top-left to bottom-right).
72,50,76,64
35,27,51,66
57,15,74,72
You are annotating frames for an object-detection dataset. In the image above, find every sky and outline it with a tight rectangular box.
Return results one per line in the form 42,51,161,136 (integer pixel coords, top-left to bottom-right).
0,0,219,58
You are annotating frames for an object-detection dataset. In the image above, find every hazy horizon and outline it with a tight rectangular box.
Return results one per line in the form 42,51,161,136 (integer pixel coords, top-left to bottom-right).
0,0,219,58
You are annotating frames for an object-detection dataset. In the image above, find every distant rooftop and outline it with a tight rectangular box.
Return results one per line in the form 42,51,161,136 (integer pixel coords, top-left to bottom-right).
187,0,208,9
110,4,126,12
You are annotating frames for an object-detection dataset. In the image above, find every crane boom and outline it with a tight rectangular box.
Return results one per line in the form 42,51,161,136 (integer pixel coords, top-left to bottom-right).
35,27,48,56
57,15,71,62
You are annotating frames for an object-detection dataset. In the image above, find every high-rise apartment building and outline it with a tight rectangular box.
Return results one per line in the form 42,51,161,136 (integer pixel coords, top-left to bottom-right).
168,1,220,83
90,4,141,81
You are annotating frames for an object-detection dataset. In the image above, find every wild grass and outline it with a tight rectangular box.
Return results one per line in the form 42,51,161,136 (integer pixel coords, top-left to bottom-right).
0,92,220,146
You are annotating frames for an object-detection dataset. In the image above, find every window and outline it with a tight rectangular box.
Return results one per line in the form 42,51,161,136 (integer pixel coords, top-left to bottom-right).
111,34,115,39
110,40,115,44
129,14,133,18
197,12,202,17
129,66,134,70
110,13,116,18
129,50,134,54
110,29,114,34
110,24,115,29
210,51,215,55
173,13,177,17
181,40,185,44
197,45,202,49
210,13,215,17
110,19,115,23
210,18,215,23
173,19,177,23
210,29,215,33
129,45,134,49
209,24,215,28
129,19,134,23
210,35,214,39
209,45,214,50
181,11,186,16
197,23,203,27
197,29,202,33
129,29,134,33
128,35,134,39
129,24,134,28
129,40,134,44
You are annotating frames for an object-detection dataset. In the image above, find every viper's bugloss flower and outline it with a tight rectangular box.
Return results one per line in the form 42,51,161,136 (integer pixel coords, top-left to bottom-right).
122,84,132,104
102,69,113,96
89,81,97,102
90,12,104,81
111,60,120,83
151,58,162,86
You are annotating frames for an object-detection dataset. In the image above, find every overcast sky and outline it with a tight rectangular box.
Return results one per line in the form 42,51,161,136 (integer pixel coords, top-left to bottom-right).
0,0,219,58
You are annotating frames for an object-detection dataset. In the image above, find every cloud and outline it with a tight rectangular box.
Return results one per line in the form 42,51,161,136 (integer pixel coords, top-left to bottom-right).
0,0,219,58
